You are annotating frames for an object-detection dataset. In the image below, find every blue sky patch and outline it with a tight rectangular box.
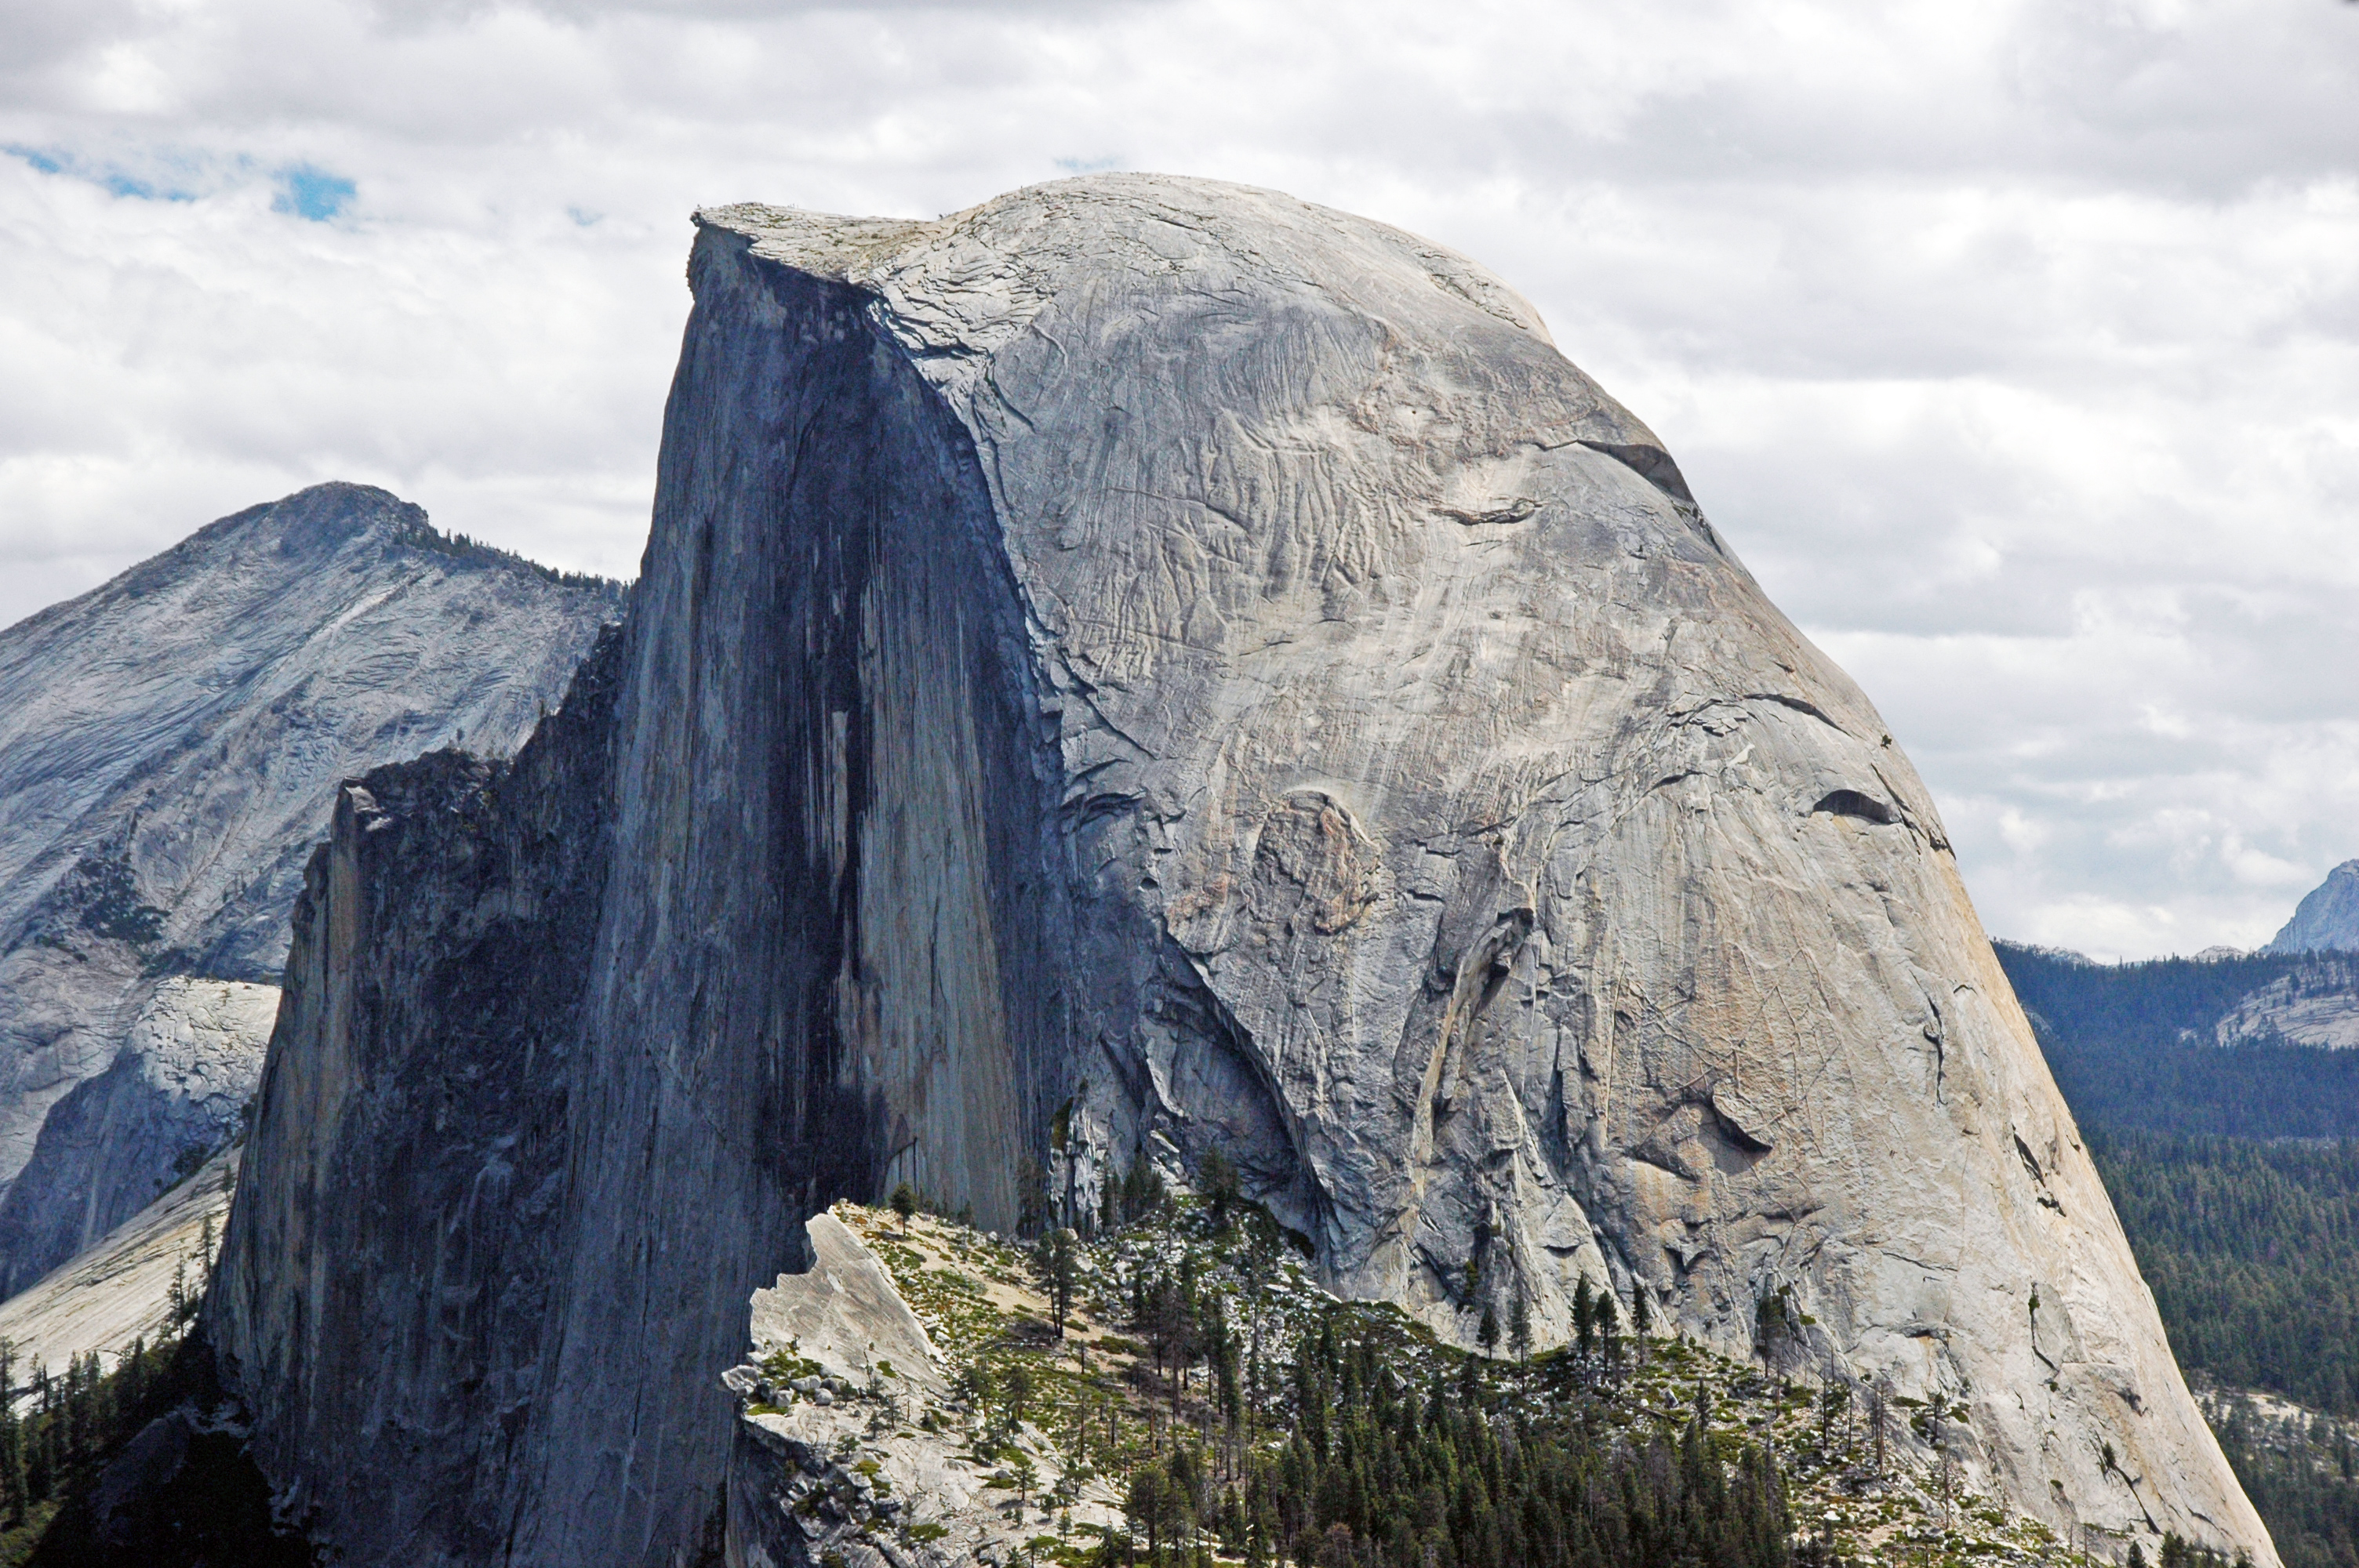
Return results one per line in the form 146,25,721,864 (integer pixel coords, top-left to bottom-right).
5,145,198,201
274,165,356,222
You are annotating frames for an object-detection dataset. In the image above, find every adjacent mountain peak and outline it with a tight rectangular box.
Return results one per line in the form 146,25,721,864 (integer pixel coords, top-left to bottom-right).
150,480,420,575
2266,858,2359,955
9,482,617,644
0,483,621,1299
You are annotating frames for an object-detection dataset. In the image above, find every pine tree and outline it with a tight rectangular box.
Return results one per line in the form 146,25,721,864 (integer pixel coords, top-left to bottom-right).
1045,1229,1079,1337
1200,1149,1241,1233
1011,1450,1039,1524
0,1337,18,1526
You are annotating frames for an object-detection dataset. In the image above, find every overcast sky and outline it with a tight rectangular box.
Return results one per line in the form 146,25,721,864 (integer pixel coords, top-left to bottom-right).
2,0,2354,959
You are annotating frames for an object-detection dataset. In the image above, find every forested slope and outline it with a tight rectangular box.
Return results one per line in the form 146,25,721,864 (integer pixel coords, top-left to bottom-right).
1998,946,2359,1139
1997,944,2359,1568
2085,1134,2359,1417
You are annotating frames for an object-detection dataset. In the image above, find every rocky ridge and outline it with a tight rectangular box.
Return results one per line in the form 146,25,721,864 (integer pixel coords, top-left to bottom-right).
2266,861,2359,956
0,482,621,1296
727,1200,2142,1568
208,175,2273,1565
2212,957,2359,1051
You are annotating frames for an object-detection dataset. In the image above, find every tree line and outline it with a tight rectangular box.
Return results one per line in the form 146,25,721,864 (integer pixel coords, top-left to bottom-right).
1994,944,2359,1140
1103,1312,1791,1568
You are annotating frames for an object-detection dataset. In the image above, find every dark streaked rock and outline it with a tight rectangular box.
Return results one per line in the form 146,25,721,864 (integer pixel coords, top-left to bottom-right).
0,484,620,1298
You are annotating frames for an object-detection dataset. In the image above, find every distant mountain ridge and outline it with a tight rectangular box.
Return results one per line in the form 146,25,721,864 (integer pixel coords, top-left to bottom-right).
2268,859,2359,956
0,482,622,1298
1994,941,2359,1139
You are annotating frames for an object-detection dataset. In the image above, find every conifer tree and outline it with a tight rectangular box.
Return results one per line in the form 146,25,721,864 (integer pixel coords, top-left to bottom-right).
0,1337,17,1526
1045,1228,1080,1336
1200,1149,1241,1232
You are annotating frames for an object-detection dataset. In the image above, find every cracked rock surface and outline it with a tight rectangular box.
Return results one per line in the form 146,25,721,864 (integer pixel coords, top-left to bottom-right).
209,176,2272,1566
723,1217,1092,1568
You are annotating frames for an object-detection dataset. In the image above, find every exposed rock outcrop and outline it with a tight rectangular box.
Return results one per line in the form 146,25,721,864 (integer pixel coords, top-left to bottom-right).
2266,859,2359,955
744,1214,949,1403
723,1214,1045,1568
0,1143,234,1384
209,175,2273,1566
2215,956,2359,1049
0,483,622,1296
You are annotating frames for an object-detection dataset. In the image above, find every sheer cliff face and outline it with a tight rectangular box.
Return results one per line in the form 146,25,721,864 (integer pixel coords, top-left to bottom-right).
212,175,2272,1566
0,484,621,1298
211,640,622,1563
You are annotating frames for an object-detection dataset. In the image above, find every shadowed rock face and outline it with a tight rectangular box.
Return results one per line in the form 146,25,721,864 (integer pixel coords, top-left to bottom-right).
0,484,622,1298
209,176,2273,1566
212,643,624,1564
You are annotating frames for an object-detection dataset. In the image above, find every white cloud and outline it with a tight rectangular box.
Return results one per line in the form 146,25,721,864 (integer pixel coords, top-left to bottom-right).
0,0,2354,956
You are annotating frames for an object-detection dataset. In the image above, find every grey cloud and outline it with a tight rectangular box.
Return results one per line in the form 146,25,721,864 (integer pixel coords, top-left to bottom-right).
0,0,2354,955
0,0,142,72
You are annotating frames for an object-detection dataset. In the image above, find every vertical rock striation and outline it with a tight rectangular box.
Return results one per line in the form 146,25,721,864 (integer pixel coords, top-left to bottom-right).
211,629,623,1559
211,176,2274,1566
0,483,622,1296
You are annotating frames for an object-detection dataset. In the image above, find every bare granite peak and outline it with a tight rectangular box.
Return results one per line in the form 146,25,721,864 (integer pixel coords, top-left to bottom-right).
210,176,2273,1566
0,482,621,1300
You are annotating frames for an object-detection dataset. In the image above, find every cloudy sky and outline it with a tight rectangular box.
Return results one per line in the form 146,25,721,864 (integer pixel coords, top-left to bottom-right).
2,0,2354,959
